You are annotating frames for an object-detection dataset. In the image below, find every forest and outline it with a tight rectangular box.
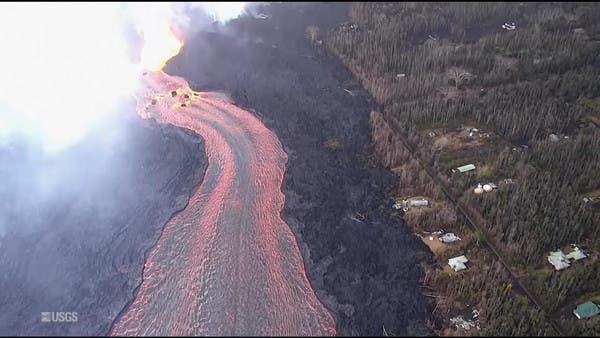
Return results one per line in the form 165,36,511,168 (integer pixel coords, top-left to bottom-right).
326,2,600,336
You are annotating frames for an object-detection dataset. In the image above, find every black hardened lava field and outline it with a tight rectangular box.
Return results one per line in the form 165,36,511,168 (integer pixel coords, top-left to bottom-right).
0,110,207,336
167,3,433,335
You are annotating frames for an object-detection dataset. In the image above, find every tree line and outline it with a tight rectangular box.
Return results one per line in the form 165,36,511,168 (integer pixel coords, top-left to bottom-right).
326,2,600,335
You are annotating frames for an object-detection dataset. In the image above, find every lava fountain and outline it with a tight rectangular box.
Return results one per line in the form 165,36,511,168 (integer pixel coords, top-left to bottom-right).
111,26,336,336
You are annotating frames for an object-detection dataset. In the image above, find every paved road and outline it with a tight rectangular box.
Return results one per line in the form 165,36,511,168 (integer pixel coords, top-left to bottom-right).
111,71,336,336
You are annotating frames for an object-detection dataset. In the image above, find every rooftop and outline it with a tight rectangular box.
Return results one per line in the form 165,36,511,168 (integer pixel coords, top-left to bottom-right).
566,247,587,261
547,246,588,271
547,250,570,271
449,255,469,271
456,164,476,173
573,301,599,319
439,233,461,243
409,199,429,207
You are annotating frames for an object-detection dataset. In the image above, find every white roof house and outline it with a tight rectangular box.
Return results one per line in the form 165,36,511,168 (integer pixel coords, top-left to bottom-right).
449,255,469,271
439,233,461,243
566,247,587,261
410,199,429,207
548,250,570,271
548,246,589,271
456,164,476,173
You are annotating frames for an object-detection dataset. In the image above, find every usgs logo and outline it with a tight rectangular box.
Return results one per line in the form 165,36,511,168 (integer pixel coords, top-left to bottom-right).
41,312,78,323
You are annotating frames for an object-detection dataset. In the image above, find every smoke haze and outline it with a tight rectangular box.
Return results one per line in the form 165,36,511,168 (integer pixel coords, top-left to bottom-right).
0,2,248,152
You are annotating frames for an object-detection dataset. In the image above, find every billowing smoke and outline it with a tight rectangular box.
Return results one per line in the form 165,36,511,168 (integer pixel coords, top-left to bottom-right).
192,2,248,23
0,3,138,152
0,0,248,249
0,2,247,153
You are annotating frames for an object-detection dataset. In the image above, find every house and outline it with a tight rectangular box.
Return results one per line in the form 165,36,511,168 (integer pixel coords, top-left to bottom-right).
448,255,469,271
410,198,429,207
573,301,600,319
456,164,476,173
548,246,589,271
547,250,570,271
439,233,461,243
566,246,587,261
450,315,479,330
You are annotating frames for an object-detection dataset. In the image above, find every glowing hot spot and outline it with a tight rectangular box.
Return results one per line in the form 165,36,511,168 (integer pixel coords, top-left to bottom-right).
139,24,183,72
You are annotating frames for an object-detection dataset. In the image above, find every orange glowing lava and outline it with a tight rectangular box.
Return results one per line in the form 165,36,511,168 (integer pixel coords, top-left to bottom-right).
111,8,335,331
139,24,183,71
111,72,337,335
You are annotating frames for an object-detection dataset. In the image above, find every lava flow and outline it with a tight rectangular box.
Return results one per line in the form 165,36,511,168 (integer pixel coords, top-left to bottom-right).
110,70,337,336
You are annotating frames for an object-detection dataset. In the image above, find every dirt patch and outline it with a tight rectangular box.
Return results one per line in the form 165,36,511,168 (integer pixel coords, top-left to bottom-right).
427,125,496,153
421,236,450,255
433,136,451,150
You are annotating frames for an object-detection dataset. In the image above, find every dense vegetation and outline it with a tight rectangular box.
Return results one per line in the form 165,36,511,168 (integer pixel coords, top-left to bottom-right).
326,2,600,335
371,107,559,336
427,246,556,336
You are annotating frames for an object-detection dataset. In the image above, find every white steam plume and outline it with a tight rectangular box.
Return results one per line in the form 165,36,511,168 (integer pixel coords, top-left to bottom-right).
0,2,247,153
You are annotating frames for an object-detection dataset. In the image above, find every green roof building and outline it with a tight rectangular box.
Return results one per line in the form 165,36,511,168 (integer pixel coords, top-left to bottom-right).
456,164,476,173
573,301,600,319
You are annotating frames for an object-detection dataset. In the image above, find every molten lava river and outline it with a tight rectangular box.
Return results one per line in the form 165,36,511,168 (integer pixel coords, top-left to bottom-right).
111,71,336,336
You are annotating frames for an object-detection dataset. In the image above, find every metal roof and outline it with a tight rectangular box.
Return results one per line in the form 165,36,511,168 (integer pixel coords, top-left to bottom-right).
449,255,469,271
439,233,461,243
574,301,599,319
566,247,587,261
410,199,429,207
547,251,570,271
457,164,476,173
